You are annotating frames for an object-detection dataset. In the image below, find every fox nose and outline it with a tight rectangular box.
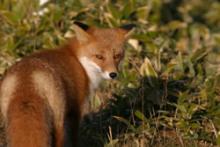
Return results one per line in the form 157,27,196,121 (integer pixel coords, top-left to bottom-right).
109,72,117,79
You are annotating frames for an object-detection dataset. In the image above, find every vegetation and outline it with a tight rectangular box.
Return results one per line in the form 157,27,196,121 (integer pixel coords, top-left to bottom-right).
0,0,220,146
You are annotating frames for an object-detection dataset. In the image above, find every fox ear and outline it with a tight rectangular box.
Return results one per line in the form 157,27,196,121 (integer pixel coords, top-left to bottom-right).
119,24,136,40
73,21,90,42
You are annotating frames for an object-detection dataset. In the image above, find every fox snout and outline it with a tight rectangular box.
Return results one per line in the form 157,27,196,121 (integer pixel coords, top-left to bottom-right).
109,72,117,79
101,71,118,80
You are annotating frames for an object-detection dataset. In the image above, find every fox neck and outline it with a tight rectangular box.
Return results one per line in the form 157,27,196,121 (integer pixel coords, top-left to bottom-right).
79,56,102,95
66,39,103,93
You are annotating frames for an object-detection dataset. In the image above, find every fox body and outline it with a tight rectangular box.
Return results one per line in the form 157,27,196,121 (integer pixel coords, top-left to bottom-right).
0,22,135,147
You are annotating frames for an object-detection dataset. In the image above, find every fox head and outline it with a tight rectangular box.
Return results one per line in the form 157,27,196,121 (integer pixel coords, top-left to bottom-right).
72,21,136,89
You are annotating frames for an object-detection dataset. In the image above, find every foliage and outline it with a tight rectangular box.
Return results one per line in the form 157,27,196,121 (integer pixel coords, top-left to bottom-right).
0,0,220,146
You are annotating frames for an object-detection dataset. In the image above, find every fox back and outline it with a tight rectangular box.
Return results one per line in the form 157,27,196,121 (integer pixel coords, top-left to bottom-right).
0,22,135,147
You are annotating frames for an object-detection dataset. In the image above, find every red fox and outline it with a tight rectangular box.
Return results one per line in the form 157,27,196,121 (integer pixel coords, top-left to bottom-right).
0,22,136,147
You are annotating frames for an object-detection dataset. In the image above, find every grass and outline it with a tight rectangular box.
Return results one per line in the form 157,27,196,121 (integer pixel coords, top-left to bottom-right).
0,0,220,146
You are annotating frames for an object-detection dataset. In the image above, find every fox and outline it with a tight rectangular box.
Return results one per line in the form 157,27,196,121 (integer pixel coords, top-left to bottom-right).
0,21,136,147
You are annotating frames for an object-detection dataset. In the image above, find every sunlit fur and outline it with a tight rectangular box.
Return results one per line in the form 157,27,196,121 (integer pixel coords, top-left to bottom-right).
0,74,18,119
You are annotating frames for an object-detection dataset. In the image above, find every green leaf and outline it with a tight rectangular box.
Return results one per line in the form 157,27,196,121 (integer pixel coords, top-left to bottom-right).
178,90,189,104
187,60,195,77
161,62,177,76
122,0,134,19
161,20,187,31
107,4,122,19
2,11,19,25
52,7,64,23
113,116,136,132
135,6,150,20
214,34,220,45
140,57,159,87
175,52,184,73
13,0,29,20
105,139,119,147
92,93,101,112
2,0,29,25
134,110,148,122
190,48,207,63
172,103,187,113
217,134,220,147
7,37,16,53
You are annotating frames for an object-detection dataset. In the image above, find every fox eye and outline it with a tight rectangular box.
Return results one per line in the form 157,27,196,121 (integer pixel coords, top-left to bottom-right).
114,54,120,59
96,55,104,60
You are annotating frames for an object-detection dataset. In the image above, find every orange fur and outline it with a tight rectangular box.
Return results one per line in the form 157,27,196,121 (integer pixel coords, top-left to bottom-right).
0,22,135,146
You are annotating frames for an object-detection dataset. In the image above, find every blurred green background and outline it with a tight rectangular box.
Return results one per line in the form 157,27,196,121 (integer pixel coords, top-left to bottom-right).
0,0,220,146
